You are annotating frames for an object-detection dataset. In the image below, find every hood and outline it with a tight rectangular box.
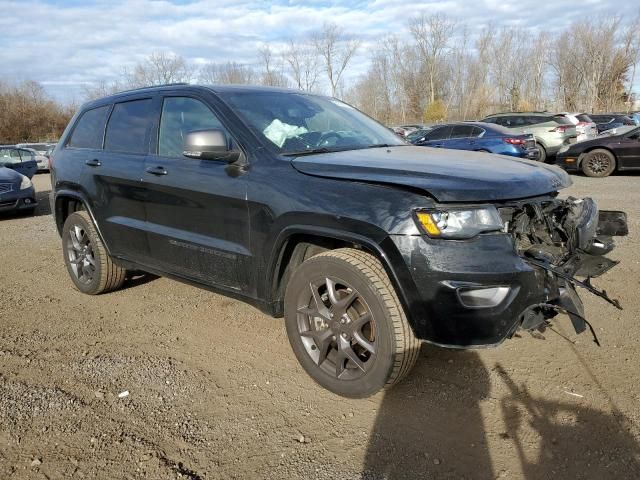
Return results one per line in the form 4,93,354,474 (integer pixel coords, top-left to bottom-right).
0,166,23,184
291,146,571,202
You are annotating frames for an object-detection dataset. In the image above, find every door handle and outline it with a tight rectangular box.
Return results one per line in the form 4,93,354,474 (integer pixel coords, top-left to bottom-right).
85,158,101,167
146,165,168,175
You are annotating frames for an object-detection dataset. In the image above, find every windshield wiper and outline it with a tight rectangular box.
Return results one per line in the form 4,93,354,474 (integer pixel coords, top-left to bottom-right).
283,147,346,157
360,143,408,149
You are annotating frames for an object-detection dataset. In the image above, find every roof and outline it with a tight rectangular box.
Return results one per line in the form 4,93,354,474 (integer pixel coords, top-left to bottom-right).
84,83,316,108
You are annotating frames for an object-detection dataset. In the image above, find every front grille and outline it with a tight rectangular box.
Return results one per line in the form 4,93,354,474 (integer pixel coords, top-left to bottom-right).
0,200,17,208
0,183,13,194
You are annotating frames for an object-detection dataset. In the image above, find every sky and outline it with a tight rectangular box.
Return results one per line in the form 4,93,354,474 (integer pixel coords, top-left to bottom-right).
0,0,634,105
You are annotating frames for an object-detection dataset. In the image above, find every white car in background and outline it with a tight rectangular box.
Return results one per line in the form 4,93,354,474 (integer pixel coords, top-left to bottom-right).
557,113,597,142
16,143,52,172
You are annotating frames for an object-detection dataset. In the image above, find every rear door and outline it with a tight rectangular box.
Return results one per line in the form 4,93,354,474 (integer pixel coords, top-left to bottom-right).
448,125,476,150
82,97,154,261
419,125,452,147
143,93,251,291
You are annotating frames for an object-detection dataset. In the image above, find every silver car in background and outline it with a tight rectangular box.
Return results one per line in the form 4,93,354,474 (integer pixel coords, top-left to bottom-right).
557,113,597,142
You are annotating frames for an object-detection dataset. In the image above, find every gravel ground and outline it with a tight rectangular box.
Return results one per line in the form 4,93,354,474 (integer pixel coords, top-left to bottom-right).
1,172,639,479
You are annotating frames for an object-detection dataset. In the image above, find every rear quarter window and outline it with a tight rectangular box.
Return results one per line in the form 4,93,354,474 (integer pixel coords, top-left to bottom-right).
67,105,110,149
104,99,154,154
576,114,592,123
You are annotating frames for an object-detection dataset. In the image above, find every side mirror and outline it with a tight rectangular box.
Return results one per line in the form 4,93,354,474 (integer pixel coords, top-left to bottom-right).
183,129,241,163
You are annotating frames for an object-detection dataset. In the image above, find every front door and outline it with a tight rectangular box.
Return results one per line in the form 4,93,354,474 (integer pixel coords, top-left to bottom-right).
143,95,251,291
616,129,640,169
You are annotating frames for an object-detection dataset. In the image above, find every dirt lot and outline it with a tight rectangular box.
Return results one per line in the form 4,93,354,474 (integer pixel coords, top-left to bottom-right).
1,172,639,480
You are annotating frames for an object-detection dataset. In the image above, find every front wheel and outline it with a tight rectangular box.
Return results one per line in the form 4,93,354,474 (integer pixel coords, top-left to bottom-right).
536,143,547,163
582,149,616,177
284,248,421,398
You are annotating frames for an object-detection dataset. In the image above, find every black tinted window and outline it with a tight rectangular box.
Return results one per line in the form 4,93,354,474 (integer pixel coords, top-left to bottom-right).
576,114,592,123
591,115,613,123
159,97,225,157
426,126,451,140
105,99,153,154
68,105,110,149
471,126,484,137
450,125,475,138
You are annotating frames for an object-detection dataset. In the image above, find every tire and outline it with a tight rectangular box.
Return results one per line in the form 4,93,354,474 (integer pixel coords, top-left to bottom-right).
582,149,616,177
62,211,126,295
284,248,421,398
536,143,547,163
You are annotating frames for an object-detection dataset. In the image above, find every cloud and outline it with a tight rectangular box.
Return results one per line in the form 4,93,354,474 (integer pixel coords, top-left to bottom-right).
0,0,630,104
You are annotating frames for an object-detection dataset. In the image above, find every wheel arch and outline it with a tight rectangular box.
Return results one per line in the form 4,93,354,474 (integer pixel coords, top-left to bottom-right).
54,190,112,255
577,146,618,169
267,226,420,335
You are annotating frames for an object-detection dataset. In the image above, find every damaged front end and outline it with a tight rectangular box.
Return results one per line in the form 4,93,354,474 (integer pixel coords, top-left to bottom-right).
500,197,628,343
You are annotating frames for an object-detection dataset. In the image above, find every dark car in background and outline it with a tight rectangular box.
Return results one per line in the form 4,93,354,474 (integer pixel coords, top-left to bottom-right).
556,125,640,177
482,112,577,162
405,127,433,143
0,165,37,215
411,122,539,159
589,114,636,134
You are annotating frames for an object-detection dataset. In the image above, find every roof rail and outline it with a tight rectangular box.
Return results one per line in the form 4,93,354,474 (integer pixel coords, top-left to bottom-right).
485,110,550,116
109,82,190,96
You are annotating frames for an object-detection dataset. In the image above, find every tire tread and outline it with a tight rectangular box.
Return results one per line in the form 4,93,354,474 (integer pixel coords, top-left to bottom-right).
311,248,421,388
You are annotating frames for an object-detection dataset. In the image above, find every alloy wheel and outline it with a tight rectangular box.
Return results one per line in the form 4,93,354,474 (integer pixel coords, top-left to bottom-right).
66,224,96,285
587,153,610,174
296,277,376,380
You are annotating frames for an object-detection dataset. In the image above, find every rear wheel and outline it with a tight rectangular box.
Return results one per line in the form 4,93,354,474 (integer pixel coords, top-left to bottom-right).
582,149,616,177
536,143,547,162
62,211,126,294
284,248,421,398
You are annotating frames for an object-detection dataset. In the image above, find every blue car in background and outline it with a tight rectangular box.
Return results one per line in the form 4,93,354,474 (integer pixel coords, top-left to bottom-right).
410,122,540,160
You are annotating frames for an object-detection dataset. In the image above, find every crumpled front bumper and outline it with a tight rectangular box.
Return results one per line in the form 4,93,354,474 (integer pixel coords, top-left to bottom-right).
389,199,627,348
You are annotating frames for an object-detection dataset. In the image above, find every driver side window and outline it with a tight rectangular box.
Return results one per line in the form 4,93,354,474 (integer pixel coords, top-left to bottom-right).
158,97,227,157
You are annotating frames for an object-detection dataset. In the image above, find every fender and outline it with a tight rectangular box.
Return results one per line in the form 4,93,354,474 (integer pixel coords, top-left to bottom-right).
265,224,425,334
53,188,113,257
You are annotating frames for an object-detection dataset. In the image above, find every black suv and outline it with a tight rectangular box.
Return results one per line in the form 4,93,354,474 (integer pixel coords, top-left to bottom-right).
50,85,627,398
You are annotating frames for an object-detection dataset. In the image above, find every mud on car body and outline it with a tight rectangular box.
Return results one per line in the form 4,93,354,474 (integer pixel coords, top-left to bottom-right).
50,84,627,398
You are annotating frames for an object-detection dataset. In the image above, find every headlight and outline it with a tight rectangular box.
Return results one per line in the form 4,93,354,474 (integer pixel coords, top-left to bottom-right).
415,206,503,239
20,175,32,190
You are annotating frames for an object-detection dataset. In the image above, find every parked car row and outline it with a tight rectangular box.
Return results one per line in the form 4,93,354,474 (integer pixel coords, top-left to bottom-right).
397,110,640,167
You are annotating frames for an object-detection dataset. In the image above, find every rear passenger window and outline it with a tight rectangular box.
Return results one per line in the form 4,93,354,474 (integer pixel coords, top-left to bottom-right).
471,126,484,137
158,97,226,157
450,125,475,138
67,105,110,149
426,126,451,140
105,99,153,154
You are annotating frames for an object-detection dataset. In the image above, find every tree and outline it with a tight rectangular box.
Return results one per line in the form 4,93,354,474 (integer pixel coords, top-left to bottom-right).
313,22,360,97
409,13,455,105
258,45,289,87
284,39,321,92
199,61,256,85
126,51,193,88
